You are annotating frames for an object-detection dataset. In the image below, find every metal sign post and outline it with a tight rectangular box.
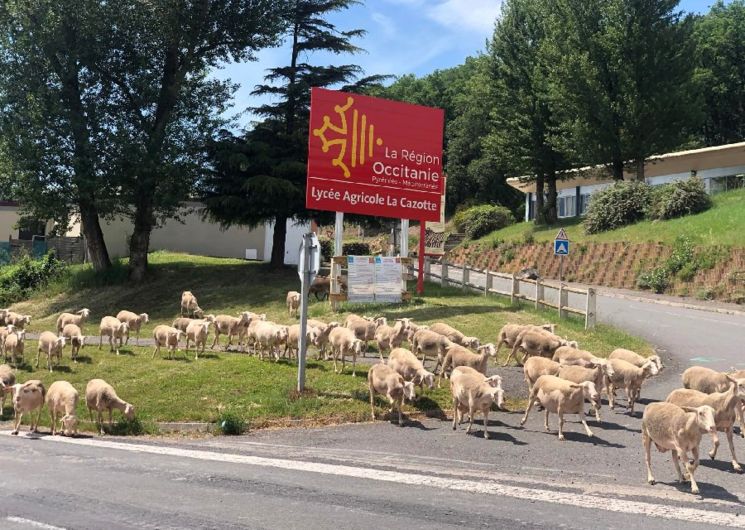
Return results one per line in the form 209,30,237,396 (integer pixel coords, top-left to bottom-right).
297,232,320,392
553,228,570,282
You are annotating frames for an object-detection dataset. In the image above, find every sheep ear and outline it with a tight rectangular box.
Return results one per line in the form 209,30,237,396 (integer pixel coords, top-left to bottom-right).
680,406,698,414
569,384,581,389
726,374,738,384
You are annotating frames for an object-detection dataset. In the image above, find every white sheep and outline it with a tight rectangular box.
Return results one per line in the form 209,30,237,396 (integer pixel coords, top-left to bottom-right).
61,323,85,363
523,357,561,394
116,311,149,345
387,347,435,392
0,324,15,359
185,319,211,360
45,380,79,436
368,363,416,425
374,319,411,358
36,331,66,372
345,314,386,355
252,321,286,361
0,363,16,414
180,290,203,317
411,328,451,373
682,366,732,394
99,316,129,355
5,311,31,329
520,374,599,440
666,376,745,472
642,402,717,495
329,326,364,376
609,348,663,373
307,319,340,359
6,379,45,435
450,365,505,439
56,308,91,333
286,291,301,317
4,329,25,366
551,346,601,366
506,329,575,366
437,343,497,387
212,312,253,351
152,325,183,359
558,362,615,422
607,358,659,414
496,323,556,356
429,322,480,349
86,378,135,435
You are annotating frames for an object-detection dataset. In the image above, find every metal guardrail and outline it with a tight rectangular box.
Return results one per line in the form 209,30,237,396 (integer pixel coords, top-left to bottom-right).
421,257,597,330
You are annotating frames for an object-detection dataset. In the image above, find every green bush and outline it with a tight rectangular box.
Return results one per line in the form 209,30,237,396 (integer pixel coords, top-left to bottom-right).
216,411,246,435
318,237,334,261
0,252,66,306
452,204,514,239
648,177,712,220
342,242,371,255
584,181,652,234
637,267,669,293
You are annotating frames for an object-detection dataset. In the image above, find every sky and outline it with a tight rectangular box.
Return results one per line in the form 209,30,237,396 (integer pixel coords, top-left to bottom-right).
214,0,728,129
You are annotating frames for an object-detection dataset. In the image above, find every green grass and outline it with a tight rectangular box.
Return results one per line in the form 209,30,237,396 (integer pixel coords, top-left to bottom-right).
477,188,745,247
1,251,652,433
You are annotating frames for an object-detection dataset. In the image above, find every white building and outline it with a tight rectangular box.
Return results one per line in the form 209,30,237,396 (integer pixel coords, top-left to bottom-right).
507,142,745,221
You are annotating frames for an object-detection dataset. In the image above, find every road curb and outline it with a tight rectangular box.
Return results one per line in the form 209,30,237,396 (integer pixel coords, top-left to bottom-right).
597,290,745,317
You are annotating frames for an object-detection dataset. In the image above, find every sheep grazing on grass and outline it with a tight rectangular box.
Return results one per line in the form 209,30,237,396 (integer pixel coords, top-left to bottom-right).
429,322,480,350
180,291,203,318
46,380,79,436
6,379,45,435
5,312,31,329
252,321,286,361
99,316,129,355
682,366,732,394
520,375,599,441
368,363,416,425
61,324,85,363
86,379,135,435
185,320,211,360
666,376,745,472
345,314,386,356
116,311,149,345
495,323,555,357
387,347,435,392
307,319,340,359
609,348,663,373
450,366,505,439
0,363,16,414
0,324,14,359
286,291,301,317
329,326,364,376
309,276,332,301
404,322,428,343
36,331,66,372
212,312,253,351
642,402,717,495
607,358,659,414
4,329,25,366
374,319,411,359
152,325,183,359
56,308,91,333
411,328,451,373
437,343,497,387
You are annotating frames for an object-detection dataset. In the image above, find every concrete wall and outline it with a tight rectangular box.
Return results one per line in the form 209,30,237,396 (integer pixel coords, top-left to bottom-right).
0,206,19,240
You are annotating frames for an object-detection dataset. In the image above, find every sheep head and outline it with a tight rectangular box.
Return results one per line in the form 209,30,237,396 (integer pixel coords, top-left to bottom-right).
682,405,716,434
56,337,66,349
139,313,150,323
575,381,600,408
123,403,135,420
77,308,91,318
477,343,497,357
352,339,364,356
463,336,481,349
60,414,78,436
488,385,505,410
642,359,660,377
193,306,204,318
416,369,435,390
402,381,416,401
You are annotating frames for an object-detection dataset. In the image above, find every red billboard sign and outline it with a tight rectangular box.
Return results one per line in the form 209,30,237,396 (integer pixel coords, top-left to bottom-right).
306,88,444,221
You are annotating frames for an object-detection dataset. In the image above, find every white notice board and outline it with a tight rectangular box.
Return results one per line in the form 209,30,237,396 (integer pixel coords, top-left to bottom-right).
374,256,403,303
347,256,376,303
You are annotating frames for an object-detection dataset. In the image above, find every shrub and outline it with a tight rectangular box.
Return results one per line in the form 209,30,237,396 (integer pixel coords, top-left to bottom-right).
584,181,651,234
342,242,371,256
216,411,245,435
452,204,514,239
0,252,66,306
648,177,712,220
318,237,334,261
637,267,669,293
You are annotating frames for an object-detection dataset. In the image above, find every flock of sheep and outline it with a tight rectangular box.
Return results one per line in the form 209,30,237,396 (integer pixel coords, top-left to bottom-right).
0,288,742,496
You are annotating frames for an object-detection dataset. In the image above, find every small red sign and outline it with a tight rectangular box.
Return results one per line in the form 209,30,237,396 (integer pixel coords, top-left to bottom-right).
306,88,444,221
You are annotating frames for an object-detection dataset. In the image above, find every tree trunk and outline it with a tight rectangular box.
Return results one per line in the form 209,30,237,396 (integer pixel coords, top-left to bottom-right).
612,158,624,180
79,203,111,271
270,215,288,268
534,175,546,225
635,158,645,181
545,174,558,224
128,204,153,282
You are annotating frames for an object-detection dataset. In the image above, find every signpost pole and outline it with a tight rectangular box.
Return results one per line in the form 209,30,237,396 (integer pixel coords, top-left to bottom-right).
297,232,319,393
334,212,344,256
560,255,564,283
417,221,425,294
400,219,409,257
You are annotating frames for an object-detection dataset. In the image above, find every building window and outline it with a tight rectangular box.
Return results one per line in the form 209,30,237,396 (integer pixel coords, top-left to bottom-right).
579,194,591,215
558,196,576,218
708,174,744,194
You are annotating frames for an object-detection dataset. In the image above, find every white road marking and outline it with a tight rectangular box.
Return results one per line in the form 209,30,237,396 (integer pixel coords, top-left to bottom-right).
6,516,66,530
11,433,745,528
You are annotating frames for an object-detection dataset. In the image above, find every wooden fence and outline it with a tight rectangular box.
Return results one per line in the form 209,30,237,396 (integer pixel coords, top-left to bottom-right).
422,257,596,329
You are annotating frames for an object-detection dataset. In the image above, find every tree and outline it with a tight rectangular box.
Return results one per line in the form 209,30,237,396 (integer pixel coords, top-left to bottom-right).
485,0,566,224
203,0,386,267
0,1,287,280
694,0,745,145
546,0,699,180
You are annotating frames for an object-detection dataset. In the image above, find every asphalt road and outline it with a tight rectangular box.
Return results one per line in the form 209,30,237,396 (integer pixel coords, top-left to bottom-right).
3,284,745,529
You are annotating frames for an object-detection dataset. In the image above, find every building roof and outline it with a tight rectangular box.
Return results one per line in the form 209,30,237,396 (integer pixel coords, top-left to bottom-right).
507,141,745,194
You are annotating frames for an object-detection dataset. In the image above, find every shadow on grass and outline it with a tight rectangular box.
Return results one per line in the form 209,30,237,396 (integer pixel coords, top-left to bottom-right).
72,355,93,364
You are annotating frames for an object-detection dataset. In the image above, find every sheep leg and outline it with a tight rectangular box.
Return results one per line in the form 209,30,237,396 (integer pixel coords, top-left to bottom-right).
35,347,41,369
482,407,490,439
99,334,103,350
452,398,459,431
97,410,104,435
608,384,616,409
369,383,376,421
738,403,745,438
592,402,601,422
466,399,475,434
88,407,93,422
709,430,721,460
671,448,684,482
47,351,52,373
108,408,113,428
396,397,404,426
151,344,159,359
332,349,339,374
578,407,594,438
32,406,42,433
50,409,57,435
211,332,219,350
687,447,701,494
503,343,520,367
520,393,536,427
351,351,356,377
12,410,22,434
643,428,655,485
557,407,565,441
725,427,742,472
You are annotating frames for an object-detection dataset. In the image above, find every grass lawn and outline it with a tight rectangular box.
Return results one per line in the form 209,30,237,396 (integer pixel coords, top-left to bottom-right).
1,252,652,433
475,188,745,248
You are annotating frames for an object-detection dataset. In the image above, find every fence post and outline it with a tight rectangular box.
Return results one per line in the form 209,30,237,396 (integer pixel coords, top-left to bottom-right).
559,283,568,319
424,257,431,282
510,274,520,304
330,259,342,312
585,287,597,329
462,263,469,291
485,269,493,296
441,260,448,288
535,279,544,310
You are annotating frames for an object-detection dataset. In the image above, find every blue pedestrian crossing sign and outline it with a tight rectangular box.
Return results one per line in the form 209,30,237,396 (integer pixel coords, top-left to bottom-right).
554,228,569,255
